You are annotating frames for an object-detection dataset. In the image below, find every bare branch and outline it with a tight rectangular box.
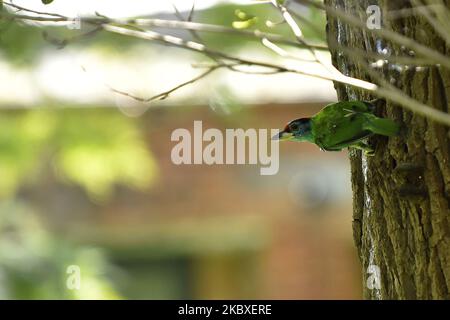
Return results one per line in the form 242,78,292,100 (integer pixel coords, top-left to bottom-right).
43,26,102,49
270,1,342,77
385,2,450,22
270,0,303,40
103,24,379,91
0,9,327,51
423,0,450,31
289,7,436,66
3,2,66,18
335,41,450,125
169,0,221,67
3,2,450,125
261,38,316,61
187,1,196,22
108,66,219,104
296,0,450,69
412,0,450,46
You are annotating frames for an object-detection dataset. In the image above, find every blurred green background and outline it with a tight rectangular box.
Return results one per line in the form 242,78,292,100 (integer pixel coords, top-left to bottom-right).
0,0,361,299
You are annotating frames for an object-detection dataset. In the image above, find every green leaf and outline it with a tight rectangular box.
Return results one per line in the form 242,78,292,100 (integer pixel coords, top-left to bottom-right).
41,0,54,4
232,17,258,29
232,9,258,30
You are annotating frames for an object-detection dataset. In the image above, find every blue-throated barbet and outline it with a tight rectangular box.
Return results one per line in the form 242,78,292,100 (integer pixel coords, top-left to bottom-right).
273,100,400,155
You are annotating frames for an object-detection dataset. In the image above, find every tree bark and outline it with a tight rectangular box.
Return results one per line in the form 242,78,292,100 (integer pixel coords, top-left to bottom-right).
324,0,450,299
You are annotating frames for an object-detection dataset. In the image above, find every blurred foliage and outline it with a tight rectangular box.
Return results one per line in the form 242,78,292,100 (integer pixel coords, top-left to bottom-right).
0,1,343,300
0,200,120,299
196,3,326,50
0,108,157,201
0,18,45,65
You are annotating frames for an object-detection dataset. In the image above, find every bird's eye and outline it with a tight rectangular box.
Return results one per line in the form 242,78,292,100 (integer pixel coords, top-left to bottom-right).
290,123,299,131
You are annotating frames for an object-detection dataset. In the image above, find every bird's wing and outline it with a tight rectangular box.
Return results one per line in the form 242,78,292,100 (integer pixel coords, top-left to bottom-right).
312,110,372,150
318,130,372,151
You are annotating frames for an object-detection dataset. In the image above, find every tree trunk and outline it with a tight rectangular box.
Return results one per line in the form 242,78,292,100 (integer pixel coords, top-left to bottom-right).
324,0,450,299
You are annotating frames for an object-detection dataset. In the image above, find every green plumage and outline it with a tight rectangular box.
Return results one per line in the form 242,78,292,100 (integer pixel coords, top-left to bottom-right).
275,100,400,155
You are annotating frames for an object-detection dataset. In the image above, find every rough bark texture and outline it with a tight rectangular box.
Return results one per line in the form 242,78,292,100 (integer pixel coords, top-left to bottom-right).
324,0,450,299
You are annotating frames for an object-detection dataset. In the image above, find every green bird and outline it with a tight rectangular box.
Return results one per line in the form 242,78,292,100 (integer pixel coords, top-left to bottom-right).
273,100,400,155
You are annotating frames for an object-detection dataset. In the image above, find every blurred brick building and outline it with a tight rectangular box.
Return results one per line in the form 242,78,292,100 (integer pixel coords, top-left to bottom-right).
32,103,362,299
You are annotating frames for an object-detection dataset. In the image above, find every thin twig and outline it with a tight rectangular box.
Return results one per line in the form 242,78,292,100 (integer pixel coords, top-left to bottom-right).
187,1,196,22
262,37,317,62
424,0,450,32
334,40,450,125
289,7,435,66
169,0,220,66
412,0,450,46
296,0,450,69
270,1,336,75
43,26,103,49
103,24,380,92
270,0,303,40
3,2,450,125
0,9,328,51
3,1,66,18
385,2,450,21
108,66,219,103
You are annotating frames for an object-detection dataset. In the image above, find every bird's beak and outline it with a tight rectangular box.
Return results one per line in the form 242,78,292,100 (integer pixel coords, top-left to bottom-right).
272,130,293,141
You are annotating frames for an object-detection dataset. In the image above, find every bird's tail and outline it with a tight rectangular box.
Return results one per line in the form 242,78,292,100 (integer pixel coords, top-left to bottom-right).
363,114,400,137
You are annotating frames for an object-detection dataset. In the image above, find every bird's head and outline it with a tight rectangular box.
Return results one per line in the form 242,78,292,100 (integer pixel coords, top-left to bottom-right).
273,118,312,142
